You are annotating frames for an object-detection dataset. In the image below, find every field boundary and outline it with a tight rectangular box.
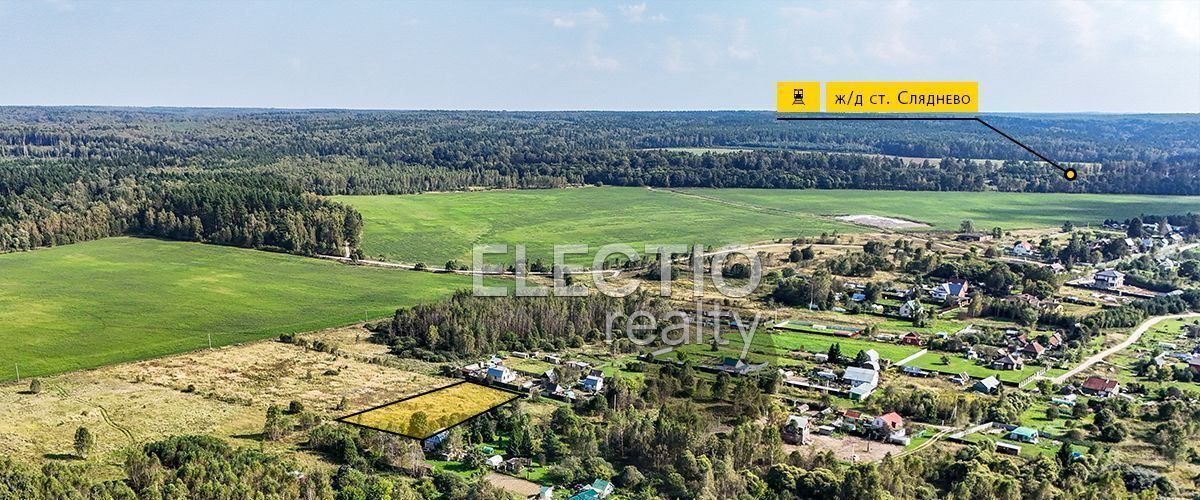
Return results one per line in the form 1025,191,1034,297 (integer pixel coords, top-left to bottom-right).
336,380,523,442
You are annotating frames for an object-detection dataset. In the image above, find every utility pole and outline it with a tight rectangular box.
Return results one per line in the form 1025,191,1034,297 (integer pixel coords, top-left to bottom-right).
207,332,213,349
14,364,19,383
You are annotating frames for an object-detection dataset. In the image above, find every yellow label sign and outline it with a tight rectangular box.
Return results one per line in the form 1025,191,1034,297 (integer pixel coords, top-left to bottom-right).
776,82,821,113
825,82,978,113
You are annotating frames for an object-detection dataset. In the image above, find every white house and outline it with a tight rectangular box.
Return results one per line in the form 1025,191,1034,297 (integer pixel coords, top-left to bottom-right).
843,366,879,388
843,366,879,400
582,374,604,392
899,300,925,318
486,366,516,384
1012,241,1035,256
486,455,504,468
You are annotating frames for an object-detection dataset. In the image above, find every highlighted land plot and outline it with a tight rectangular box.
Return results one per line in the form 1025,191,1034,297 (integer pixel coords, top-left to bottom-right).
338,381,521,440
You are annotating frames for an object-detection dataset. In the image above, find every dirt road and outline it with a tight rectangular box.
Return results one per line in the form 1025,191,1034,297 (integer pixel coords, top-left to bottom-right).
1052,312,1200,384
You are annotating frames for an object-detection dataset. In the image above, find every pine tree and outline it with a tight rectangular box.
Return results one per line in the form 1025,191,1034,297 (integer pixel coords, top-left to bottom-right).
74,426,94,459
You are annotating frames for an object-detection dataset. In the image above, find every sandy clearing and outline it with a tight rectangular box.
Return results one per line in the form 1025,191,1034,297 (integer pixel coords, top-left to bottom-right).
836,214,931,230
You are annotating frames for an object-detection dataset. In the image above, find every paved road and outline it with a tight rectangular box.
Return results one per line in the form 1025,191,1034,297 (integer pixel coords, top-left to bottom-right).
1051,312,1200,384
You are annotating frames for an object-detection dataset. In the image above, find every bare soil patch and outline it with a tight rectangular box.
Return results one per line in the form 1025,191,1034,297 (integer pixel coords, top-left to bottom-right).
785,434,904,463
836,214,930,230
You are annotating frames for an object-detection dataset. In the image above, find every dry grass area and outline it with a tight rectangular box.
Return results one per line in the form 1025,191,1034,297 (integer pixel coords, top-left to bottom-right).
484,472,542,497
0,324,449,475
342,382,518,438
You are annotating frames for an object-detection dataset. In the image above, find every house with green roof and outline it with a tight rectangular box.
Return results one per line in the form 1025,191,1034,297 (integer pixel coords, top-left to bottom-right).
1008,426,1039,444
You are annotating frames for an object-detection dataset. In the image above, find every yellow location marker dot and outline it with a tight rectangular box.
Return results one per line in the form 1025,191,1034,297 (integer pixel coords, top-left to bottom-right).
1063,168,1077,181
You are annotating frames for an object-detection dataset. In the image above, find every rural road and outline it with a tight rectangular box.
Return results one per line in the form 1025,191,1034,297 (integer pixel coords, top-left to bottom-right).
1051,312,1200,384
317,254,622,278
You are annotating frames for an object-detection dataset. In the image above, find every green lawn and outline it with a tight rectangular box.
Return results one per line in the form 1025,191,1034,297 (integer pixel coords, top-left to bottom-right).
333,187,853,265
0,237,477,381
906,352,1047,384
963,431,1088,459
679,188,1200,232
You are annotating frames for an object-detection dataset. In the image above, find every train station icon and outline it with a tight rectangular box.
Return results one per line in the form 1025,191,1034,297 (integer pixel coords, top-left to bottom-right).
793,88,805,105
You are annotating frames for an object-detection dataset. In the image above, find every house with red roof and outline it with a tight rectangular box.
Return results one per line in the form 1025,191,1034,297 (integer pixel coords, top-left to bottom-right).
1080,376,1120,398
1021,341,1046,359
871,412,904,431
900,332,923,346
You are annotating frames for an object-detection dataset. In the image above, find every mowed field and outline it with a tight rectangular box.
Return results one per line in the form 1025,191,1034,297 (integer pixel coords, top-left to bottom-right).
681,188,1200,232
335,187,1200,265
342,382,518,438
333,187,853,265
0,237,475,381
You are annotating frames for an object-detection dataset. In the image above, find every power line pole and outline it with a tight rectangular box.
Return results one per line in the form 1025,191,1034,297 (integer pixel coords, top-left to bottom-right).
207,332,213,349
14,364,19,383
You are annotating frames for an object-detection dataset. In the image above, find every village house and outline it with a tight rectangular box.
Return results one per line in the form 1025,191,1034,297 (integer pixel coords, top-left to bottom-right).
973,375,1001,394
581,373,605,392
899,299,925,319
1093,269,1125,290
1004,293,1059,312
486,365,516,384
956,232,992,242
861,349,881,371
900,332,923,346
1081,376,1120,398
843,366,879,400
871,412,904,432
1020,341,1046,359
837,410,869,432
992,353,1024,371
1008,426,1040,444
930,278,970,304
782,415,811,445
576,479,614,499
1011,240,1035,257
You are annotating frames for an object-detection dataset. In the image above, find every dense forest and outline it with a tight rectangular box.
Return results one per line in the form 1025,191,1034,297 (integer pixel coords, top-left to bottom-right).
375,290,669,361
1,108,1198,253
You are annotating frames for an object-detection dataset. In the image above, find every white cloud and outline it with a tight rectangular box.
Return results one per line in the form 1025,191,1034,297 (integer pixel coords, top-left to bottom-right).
1160,0,1200,44
726,19,757,60
1054,0,1100,57
864,0,923,64
551,8,606,29
618,3,646,23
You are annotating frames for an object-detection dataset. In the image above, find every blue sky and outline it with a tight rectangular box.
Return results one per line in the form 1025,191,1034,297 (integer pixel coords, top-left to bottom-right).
1,0,1197,112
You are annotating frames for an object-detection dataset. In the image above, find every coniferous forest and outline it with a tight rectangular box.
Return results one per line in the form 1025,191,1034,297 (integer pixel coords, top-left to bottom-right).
2,108,1199,254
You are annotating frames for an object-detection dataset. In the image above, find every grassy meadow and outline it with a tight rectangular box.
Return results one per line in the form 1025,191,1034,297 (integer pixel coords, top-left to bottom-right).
681,188,1200,232
332,187,853,265
335,187,1200,265
0,237,476,381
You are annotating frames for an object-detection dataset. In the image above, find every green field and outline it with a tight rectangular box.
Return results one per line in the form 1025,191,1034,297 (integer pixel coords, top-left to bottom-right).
0,237,477,381
332,188,854,265
334,187,1200,265
681,188,1200,232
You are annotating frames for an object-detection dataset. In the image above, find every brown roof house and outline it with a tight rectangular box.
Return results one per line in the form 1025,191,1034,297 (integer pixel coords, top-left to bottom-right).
1081,376,1120,397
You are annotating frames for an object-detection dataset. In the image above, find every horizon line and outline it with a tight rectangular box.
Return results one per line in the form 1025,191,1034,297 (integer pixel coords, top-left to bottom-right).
0,104,1197,115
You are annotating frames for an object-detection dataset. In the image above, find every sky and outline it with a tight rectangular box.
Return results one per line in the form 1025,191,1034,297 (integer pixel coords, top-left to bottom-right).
1,0,1198,112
